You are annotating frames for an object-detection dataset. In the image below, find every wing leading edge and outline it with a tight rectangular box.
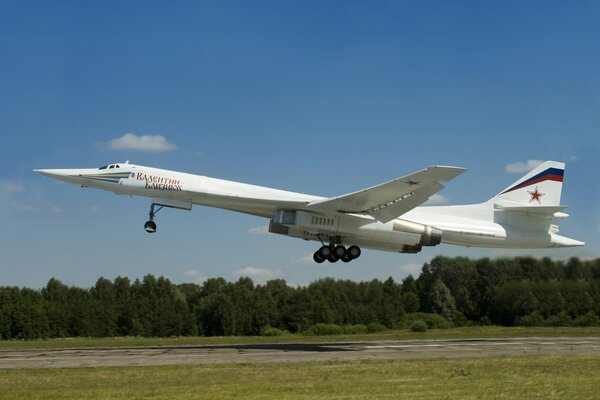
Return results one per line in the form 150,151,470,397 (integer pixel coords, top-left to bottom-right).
307,166,466,223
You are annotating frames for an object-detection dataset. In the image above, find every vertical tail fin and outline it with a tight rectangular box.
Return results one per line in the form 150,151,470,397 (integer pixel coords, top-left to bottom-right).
494,161,565,206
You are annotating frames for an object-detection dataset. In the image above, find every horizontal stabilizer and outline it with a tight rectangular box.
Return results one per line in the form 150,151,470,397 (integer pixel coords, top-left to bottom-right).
494,203,567,216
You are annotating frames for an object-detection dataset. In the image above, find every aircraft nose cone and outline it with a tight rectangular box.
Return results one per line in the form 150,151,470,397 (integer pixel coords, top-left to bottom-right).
34,169,70,179
33,169,55,177
33,168,81,184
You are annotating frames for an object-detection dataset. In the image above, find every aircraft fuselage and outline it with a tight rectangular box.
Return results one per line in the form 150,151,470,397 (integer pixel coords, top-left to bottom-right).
35,161,584,263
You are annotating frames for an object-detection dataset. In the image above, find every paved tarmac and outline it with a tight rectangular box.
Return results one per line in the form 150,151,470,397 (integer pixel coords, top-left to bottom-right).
1,337,599,369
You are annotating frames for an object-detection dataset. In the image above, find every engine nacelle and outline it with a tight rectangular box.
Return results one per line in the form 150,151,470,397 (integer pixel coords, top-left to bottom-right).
400,244,423,254
393,219,442,247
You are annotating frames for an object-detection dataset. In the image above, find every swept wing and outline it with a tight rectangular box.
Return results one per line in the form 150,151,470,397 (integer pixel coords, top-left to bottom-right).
307,166,466,223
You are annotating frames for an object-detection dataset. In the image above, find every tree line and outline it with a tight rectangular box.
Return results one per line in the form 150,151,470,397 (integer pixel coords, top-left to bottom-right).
1,256,600,340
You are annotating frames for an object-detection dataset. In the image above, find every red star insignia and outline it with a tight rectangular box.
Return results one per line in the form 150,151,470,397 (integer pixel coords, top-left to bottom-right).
528,186,545,204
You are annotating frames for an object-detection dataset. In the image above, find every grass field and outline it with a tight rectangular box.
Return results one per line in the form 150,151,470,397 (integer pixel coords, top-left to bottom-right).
2,326,600,350
3,328,600,399
1,356,599,399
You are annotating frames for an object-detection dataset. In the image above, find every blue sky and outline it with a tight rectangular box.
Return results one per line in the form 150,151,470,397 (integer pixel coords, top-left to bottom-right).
1,1,598,288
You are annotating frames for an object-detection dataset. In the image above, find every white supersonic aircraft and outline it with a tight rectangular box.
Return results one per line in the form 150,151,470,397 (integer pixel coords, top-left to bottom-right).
35,160,583,263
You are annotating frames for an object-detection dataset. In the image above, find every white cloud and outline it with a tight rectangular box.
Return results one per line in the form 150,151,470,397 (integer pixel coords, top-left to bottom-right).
505,160,544,174
292,253,318,266
11,201,63,214
11,202,34,212
232,267,282,282
424,194,449,205
106,133,177,153
3,181,24,193
248,225,269,235
396,263,424,277
2,181,66,215
49,204,63,214
86,205,100,213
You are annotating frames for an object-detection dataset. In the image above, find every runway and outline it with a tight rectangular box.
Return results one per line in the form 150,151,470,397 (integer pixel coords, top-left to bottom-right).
1,337,599,369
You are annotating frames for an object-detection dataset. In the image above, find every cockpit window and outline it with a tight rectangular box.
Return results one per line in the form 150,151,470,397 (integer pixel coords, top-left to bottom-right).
99,164,122,170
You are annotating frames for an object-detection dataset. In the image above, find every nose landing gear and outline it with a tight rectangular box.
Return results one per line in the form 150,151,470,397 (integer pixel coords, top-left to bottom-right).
144,220,157,233
144,203,163,233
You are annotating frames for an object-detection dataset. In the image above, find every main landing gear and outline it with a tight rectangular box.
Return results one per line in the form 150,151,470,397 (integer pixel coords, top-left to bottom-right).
313,244,361,264
144,203,163,233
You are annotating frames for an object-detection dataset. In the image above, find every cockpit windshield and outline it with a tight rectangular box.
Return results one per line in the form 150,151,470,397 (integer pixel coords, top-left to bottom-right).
98,164,121,170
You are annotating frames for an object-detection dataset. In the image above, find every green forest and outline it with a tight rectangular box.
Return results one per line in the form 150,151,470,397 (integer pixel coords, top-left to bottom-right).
1,256,600,340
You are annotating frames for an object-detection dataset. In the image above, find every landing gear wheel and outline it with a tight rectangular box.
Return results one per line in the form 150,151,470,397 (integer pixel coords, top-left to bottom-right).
312,243,360,264
319,245,332,258
144,220,157,233
347,245,361,260
313,251,326,264
334,245,346,258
